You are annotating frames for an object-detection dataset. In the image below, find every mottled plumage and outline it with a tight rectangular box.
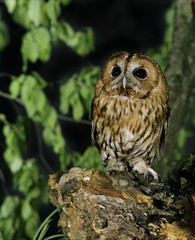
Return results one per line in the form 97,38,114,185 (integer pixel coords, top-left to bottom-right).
91,52,169,180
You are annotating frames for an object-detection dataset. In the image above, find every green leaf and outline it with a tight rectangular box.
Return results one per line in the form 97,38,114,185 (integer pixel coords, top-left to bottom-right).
0,218,15,240
9,75,25,97
21,200,32,220
12,0,31,29
0,21,10,51
16,159,41,194
21,31,39,70
0,196,20,218
43,128,55,147
34,27,51,62
20,75,47,119
3,124,24,173
31,72,47,88
55,21,94,56
4,0,16,13
27,0,41,26
3,117,26,144
57,21,74,41
74,28,95,56
40,104,57,128
0,114,6,122
44,0,60,25
61,77,76,97
72,97,84,121
43,125,65,154
53,126,65,153
27,187,41,201
4,148,23,173
25,211,40,239
76,146,102,170
21,75,37,117
86,28,95,52
60,100,69,115
21,27,51,70
60,77,77,114
0,197,21,240
80,85,89,100
31,90,47,113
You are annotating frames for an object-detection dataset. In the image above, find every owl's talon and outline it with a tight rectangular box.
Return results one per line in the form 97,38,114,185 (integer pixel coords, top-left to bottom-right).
106,161,128,172
132,161,158,181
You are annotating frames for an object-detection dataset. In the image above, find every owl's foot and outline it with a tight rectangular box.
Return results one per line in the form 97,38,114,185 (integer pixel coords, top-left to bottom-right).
132,161,158,181
106,163,128,172
105,159,128,173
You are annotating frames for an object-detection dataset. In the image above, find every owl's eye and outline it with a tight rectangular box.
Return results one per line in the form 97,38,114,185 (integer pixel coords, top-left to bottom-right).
111,66,121,77
133,68,147,79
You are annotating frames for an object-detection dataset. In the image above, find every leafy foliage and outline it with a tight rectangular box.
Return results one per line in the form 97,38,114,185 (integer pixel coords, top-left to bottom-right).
0,0,99,239
60,67,100,121
75,146,103,170
0,115,48,239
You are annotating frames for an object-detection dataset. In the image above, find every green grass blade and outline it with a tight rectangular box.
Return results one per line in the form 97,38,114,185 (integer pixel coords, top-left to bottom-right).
43,233,69,240
33,207,62,240
37,220,51,240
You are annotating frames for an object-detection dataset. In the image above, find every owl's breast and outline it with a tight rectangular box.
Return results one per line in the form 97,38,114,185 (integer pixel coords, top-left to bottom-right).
92,93,165,163
93,95,140,151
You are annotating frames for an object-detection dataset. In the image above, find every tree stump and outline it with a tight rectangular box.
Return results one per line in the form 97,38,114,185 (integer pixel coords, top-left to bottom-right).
48,167,195,240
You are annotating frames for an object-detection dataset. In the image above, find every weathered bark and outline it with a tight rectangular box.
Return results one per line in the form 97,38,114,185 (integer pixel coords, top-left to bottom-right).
48,167,195,240
158,0,195,178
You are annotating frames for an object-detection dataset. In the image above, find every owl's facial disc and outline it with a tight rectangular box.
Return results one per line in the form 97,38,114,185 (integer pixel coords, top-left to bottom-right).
110,56,148,93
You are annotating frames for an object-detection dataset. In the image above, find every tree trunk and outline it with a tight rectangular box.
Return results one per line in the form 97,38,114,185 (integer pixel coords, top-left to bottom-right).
157,0,195,178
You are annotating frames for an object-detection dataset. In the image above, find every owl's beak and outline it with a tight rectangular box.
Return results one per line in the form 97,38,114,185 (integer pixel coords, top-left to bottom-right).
122,77,127,89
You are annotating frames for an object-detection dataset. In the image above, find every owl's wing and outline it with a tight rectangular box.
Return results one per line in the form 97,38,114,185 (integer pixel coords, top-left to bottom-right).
90,98,98,147
160,107,170,148
90,79,104,148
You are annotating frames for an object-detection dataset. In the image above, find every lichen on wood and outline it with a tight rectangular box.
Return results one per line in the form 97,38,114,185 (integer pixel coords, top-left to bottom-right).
48,167,195,240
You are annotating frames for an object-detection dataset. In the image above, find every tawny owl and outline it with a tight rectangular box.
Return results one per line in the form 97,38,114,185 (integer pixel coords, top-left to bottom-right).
91,52,169,180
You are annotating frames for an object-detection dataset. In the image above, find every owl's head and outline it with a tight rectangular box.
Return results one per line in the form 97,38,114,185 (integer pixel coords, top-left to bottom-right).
100,51,167,98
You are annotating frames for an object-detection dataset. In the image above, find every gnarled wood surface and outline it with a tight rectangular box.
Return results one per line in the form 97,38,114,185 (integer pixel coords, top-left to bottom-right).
48,167,195,240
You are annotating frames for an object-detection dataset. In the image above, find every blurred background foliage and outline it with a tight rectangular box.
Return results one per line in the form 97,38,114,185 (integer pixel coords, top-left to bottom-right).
0,0,194,239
